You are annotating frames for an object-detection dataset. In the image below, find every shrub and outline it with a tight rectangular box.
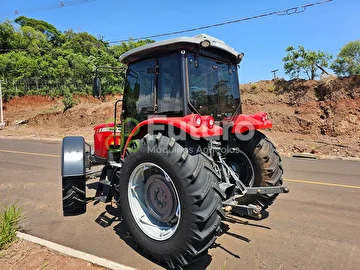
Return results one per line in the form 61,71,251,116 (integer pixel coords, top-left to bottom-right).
0,204,22,250
268,85,276,92
62,89,77,110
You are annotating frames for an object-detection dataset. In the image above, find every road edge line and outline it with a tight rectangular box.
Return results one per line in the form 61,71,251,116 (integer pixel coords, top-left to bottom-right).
16,232,137,270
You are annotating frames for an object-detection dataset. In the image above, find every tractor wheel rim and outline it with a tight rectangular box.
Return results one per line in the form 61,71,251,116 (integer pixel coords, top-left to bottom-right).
128,162,180,241
229,150,255,187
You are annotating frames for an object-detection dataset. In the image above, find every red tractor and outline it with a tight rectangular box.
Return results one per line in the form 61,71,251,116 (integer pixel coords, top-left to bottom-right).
61,34,289,268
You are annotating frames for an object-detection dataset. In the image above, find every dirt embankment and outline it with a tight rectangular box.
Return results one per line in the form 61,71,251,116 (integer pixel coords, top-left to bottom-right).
1,76,359,158
0,95,119,142
240,76,360,157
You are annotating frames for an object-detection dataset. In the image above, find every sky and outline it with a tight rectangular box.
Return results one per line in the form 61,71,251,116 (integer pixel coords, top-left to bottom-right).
0,0,359,83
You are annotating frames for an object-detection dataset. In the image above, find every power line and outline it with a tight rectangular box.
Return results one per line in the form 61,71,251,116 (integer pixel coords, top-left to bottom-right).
1,0,96,17
109,0,334,43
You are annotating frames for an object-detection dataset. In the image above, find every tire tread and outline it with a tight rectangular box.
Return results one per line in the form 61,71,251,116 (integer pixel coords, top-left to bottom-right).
118,134,223,268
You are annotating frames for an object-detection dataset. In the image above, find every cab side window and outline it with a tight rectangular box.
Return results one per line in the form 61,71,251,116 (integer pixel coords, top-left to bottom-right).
157,54,183,115
124,59,156,121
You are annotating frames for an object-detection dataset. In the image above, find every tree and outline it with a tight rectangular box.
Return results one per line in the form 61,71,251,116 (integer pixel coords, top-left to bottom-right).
20,26,50,55
0,20,16,51
331,40,360,76
14,16,62,45
0,18,155,97
62,30,106,56
110,38,155,58
283,46,332,80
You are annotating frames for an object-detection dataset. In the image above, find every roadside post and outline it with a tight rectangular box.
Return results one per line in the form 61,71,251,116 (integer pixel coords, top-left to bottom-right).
0,80,5,129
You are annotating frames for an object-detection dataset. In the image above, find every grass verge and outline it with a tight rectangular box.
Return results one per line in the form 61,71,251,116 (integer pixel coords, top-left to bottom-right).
0,204,22,250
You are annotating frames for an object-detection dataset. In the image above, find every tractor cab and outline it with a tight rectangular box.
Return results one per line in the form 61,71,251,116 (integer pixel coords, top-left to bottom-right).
120,34,244,123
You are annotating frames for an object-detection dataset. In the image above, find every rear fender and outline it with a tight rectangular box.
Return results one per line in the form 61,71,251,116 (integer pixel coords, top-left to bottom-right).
232,112,272,133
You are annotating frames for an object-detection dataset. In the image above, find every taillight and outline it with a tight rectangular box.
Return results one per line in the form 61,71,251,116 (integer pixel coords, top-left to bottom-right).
260,113,268,122
193,114,202,128
205,116,215,129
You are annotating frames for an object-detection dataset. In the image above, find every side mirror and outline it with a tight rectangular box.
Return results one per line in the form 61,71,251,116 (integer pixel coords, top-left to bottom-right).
92,77,101,98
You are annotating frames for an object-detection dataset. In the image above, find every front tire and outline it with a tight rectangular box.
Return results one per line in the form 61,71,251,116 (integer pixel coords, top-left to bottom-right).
62,176,86,216
226,131,283,210
117,134,224,268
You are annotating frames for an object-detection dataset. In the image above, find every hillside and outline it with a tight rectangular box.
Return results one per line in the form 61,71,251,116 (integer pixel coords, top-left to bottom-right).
1,76,359,158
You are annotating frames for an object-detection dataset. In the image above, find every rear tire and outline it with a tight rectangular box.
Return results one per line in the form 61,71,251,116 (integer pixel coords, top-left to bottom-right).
226,131,283,210
117,134,224,268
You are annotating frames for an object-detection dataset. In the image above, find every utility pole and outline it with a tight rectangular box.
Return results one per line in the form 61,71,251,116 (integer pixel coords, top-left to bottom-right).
271,69,278,79
0,80,5,129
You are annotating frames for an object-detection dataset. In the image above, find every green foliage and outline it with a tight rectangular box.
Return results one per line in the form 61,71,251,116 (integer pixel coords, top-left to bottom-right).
331,40,360,76
0,20,16,49
251,83,257,90
0,16,154,99
62,30,106,56
62,89,77,110
14,16,61,45
283,46,332,80
0,204,22,250
110,38,155,58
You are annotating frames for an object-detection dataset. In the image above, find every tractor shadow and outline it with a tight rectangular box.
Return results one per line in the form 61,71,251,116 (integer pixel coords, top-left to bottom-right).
87,182,145,262
93,203,181,269
92,201,271,270
187,213,272,269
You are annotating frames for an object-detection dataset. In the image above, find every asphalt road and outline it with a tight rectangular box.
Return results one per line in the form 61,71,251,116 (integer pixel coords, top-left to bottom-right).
0,138,359,270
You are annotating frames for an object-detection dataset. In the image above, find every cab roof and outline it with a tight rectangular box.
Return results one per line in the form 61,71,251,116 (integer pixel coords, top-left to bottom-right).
119,34,242,65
